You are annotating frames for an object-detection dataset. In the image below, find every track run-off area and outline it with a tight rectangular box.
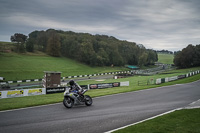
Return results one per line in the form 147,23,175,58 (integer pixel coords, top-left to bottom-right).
0,80,200,133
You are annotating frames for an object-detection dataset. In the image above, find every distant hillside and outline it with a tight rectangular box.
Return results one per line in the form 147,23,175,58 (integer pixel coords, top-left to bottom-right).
0,52,128,81
157,53,174,64
156,50,173,54
11,29,158,67
0,41,15,53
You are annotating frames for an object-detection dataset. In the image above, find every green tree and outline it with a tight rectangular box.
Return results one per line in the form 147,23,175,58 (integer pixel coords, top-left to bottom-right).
79,42,96,65
174,44,196,68
37,31,48,51
147,50,158,65
10,33,27,53
138,52,148,66
26,38,34,52
46,31,61,57
96,48,109,66
25,29,160,67
193,44,200,66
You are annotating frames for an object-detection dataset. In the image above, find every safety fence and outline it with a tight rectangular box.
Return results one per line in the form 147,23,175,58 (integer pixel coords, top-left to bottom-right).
138,78,155,86
0,81,129,99
155,70,200,84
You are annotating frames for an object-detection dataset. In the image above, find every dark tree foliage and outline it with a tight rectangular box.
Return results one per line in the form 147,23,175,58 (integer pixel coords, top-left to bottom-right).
10,33,27,53
26,29,158,66
26,38,34,52
174,44,200,68
10,33,27,43
46,31,61,57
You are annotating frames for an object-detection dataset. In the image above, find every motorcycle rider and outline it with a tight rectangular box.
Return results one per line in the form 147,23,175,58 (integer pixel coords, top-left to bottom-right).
68,80,84,101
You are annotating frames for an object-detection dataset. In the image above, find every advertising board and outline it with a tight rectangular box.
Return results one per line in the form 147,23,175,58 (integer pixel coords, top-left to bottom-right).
7,90,24,98
28,89,43,96
89,82,120,89
46,87,65,94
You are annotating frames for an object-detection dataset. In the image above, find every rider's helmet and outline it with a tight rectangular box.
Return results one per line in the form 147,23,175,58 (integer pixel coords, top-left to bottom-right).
69,80,75,86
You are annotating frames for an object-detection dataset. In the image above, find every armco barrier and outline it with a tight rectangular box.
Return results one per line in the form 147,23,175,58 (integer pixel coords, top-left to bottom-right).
0,71,131,85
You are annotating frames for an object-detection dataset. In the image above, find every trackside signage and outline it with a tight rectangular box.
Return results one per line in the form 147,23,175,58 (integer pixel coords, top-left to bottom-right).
46,87,65,94
0,81,129,99
0,88,46,99
7,90,24,98
89,82,120,89
27,89,43,96
89,81,129,89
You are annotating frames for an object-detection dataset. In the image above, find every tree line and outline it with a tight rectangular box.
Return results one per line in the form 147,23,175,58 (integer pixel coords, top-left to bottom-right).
11,29,158,67
174,44,200,68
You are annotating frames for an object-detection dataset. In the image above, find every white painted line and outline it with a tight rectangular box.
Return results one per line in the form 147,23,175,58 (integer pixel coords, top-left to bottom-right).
105,108,183,133
184,106,200,109
0,102,62,113
189,99,200,105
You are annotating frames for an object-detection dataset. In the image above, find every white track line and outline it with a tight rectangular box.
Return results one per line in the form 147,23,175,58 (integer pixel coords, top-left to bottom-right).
0,103,62,113
105,108,183,133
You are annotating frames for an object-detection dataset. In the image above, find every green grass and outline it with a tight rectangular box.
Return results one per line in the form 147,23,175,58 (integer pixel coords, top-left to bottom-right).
0,67,200,111
0,52,128,81
158,53,174,64
114,108,200,133
0,41,15,52
0,93,63,111
0,52,174,81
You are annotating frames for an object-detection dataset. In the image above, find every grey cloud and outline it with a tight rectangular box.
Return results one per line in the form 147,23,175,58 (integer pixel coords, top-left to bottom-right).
0,0,200,51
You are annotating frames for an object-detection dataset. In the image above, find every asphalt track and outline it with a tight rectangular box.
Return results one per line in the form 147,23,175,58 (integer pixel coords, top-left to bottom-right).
0,80,200,133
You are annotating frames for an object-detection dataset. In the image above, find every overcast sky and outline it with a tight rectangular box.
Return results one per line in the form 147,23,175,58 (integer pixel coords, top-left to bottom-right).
0,0,200,51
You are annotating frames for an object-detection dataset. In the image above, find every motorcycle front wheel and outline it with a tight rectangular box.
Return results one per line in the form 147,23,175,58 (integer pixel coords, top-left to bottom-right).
63,96,74,108
84,95,93,106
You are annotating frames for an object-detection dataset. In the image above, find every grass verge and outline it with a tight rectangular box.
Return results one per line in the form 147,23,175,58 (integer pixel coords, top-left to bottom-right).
0,52,128,81
113,108,200,133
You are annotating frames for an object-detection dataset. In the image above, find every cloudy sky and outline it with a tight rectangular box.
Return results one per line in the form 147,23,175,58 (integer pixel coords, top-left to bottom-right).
0,0,200,51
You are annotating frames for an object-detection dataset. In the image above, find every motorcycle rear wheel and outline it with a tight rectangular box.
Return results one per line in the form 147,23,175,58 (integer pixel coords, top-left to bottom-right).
63,96,74,108
85,95,92,106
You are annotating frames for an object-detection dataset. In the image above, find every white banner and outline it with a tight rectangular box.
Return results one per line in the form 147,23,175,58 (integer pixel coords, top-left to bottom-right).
156,78,161,84
168,76,178,81
165,77,169,83
0,77,5,80
120,81,129,86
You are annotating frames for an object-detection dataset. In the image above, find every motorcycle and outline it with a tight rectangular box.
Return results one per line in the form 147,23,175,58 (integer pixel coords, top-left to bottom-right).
63,89,93,108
